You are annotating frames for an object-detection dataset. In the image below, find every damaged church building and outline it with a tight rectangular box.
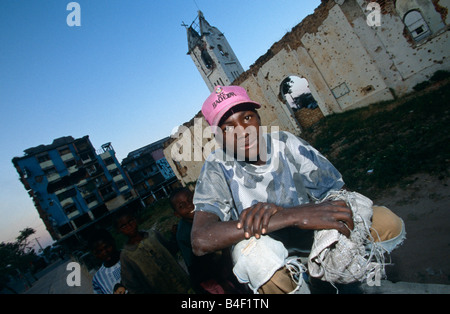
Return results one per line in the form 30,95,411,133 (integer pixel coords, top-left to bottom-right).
164,0,450,187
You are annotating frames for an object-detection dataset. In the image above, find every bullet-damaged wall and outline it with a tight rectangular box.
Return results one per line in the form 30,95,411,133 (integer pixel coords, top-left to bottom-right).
165,0,450,186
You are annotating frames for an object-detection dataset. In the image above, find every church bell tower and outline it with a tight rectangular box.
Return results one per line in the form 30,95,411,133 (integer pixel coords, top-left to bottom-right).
185,11,244,92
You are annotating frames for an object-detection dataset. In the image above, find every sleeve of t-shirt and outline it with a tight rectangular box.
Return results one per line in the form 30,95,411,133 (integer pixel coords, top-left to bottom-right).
193,157,235,222
286,133,345,200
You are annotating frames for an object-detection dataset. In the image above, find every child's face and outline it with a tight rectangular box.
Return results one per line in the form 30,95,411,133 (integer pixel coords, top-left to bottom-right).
173,191,195,222
114,286,127,294
218,110,262,162
92,240,116,263
116,215,138,237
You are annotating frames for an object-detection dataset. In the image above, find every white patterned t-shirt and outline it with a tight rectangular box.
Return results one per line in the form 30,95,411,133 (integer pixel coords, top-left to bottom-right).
92,260,121,294
193,131,345,222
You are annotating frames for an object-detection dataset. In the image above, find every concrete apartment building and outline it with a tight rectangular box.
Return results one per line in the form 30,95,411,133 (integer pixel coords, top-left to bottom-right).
12,136,140,247
121,137,180,206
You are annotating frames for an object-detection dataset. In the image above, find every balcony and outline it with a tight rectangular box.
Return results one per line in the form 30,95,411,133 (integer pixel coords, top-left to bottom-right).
47,172,60,182
39,159,54,170
60,198,74,208
61,152,75,162
112,173,124,182
86,200,99,209
67,165,78,174
119,185,129,192
106,163,117,171
67,209,80,219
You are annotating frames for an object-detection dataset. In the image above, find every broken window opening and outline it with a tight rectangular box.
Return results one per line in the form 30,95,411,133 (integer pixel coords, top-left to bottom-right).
218,44,228,57
201,49,214,70
281,76,318,111
404,10,431,42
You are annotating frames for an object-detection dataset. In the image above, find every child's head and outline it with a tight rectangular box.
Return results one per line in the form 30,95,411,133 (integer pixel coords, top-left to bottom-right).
113,283,127,294
88,228,118,264
170,187,195,222
202,86,263,162
115,209,139,238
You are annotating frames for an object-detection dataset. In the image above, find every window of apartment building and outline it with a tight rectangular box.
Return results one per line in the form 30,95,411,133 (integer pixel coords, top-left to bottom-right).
43,167,57,177
110,168,121,177
57,188,76,202
78,181,96,195
123,191,134,200
103,157,115,166
86,163,101,176
116,180,128,189
404,10,431,42
94,175,109,187
63,204,78,216
80,152,95,163
65,159,77,168
99,185,115,199
58,147,71,156
37,154,50,163
84,194,97,204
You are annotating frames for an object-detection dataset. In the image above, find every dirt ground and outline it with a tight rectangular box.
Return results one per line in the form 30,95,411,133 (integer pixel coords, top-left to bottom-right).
371,172,450,285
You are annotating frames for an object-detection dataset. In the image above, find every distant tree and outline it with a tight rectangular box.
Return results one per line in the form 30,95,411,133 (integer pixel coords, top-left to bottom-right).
281,77,294,96
16,227,35,253
294,92,317,109
0,228,37,293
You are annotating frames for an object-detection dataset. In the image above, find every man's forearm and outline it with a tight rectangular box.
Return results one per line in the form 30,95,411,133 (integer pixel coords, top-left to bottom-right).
191,216,247,256
191,208,299,256
191,201,353,256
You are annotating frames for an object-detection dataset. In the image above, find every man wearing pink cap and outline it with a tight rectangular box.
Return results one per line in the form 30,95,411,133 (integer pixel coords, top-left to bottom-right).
191,85,405,294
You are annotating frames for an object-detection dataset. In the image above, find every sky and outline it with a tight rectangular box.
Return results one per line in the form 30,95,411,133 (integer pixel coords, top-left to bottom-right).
0,0,321,251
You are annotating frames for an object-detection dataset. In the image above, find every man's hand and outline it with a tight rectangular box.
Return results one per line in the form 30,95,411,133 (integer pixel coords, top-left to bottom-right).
236,200,354,239
294,200,354,237
237,202,282,239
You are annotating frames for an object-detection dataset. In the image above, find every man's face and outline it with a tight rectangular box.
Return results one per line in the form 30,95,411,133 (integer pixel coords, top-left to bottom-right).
218,109,262,162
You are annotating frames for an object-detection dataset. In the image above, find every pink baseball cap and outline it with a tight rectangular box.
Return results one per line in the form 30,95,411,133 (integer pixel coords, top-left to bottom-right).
202,85,261,126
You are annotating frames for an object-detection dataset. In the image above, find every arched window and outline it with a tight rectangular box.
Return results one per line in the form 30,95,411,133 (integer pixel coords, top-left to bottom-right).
404,10,431,42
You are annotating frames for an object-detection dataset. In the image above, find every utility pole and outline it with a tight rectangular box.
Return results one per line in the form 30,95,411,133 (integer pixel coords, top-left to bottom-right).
34,237,44,252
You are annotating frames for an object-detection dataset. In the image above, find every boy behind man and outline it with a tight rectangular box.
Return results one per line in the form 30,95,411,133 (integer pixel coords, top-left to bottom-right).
170,187,245,294
191,85,405,293
88,228,122,294
115,209,194,294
